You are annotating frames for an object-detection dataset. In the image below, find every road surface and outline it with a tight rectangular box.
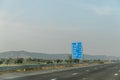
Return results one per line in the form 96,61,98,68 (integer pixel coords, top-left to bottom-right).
4,63,120,80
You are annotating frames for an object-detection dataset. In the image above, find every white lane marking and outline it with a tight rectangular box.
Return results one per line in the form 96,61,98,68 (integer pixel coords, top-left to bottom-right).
72,73,79,75
51,78,57,80
118,70,120,72
86,70,90,72
114,73,118,76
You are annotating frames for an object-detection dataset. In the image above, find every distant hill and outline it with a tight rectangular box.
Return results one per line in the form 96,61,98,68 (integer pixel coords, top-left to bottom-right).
0,51,118,60
0,51,69,60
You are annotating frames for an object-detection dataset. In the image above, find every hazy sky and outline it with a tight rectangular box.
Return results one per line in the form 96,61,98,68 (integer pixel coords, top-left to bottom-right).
0,0,120,56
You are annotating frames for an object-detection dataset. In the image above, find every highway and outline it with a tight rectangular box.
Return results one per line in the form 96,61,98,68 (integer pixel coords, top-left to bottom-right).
4,63,120,80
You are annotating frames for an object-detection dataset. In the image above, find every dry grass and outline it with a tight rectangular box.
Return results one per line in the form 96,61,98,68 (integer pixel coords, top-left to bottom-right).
0,63,107,75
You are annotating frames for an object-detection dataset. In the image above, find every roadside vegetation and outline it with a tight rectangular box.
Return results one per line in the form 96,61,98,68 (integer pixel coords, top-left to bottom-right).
0,55,110,66
0,54,114,75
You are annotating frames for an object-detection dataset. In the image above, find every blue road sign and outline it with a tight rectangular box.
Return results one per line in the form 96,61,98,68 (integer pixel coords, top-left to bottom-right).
72,42,82,59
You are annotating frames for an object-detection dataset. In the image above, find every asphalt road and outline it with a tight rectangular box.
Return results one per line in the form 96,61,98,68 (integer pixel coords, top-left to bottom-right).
5,63,120,80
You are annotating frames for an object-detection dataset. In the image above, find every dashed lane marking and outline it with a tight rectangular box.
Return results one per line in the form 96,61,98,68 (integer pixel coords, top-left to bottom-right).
72,73,79,75
114,73,118,76
51,78,57,80
118,70,120,72
86,70,90,72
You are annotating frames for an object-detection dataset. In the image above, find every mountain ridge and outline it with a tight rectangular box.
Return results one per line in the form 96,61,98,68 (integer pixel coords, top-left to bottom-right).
0,51,118,60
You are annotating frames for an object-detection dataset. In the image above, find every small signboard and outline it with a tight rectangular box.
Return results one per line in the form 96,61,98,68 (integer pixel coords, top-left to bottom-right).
72,42,82,59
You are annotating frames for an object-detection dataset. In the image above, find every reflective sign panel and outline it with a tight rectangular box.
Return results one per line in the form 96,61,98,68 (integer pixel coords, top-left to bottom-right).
72,42,82,59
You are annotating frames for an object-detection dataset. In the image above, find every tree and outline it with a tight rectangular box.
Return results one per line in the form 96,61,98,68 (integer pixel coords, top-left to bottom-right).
68,54,72,64
65,60,69,63
15,58,24,64
56,59,62,63
73,59,79,63
46,60,53,64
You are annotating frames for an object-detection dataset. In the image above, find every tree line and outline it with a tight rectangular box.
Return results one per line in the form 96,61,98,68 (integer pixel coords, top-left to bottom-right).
0,58,66,65
0,57,105,65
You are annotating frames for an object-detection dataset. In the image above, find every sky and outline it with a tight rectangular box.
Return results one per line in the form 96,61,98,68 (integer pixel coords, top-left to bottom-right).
0,0,120,56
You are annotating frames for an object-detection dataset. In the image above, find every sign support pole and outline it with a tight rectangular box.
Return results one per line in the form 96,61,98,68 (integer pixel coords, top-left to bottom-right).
72,42,83,67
